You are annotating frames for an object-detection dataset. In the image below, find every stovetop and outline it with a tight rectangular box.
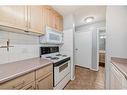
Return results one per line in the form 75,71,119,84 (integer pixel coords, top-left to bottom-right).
41,53,70,63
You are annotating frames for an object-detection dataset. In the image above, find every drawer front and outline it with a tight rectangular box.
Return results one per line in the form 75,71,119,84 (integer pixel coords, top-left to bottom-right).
36,64,53,80
22,82,35,90
0,72,35,89
36,73,53,90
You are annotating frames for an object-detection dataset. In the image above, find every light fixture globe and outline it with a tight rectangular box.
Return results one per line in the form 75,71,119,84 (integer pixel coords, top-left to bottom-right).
84,17,94,23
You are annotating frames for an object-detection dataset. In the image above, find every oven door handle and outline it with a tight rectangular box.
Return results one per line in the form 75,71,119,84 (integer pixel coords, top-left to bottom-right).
53,57,70,67
59,62,68,72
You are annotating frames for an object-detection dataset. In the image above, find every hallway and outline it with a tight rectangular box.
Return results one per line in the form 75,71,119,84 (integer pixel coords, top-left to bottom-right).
64,66,105,89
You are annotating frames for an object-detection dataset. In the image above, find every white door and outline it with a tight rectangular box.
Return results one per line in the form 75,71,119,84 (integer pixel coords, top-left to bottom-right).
75,31,92,69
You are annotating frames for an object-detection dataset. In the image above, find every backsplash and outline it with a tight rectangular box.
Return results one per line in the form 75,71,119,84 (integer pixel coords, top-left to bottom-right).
0,31,40,64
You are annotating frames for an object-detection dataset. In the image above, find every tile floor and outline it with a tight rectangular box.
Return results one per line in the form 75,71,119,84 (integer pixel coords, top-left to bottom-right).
64,66,105,90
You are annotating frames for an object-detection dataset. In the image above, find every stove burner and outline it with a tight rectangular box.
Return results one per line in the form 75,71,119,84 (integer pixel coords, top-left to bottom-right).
56,54,67,57
46,56,52,58
56,54,62,56
62,55,67,57
51,57,59,60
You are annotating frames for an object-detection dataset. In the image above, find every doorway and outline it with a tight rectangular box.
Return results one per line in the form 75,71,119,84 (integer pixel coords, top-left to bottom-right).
97,28,106,69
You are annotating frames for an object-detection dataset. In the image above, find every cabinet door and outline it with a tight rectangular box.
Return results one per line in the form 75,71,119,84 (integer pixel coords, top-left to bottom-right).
42,6,53,31
59,15,63,31
36,73,53,90
110,63,127,89
28,6,43,34
0,6,27,30
55,13,60,31
0,72,35,89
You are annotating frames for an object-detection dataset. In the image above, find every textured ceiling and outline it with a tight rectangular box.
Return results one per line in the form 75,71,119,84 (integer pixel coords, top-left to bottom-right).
52,6,106,26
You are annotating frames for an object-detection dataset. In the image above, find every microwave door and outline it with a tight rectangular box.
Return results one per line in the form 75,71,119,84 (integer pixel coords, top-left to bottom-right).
47,32,62,44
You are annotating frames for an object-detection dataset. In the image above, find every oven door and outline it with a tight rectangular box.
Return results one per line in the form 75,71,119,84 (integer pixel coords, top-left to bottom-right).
54,61,70,86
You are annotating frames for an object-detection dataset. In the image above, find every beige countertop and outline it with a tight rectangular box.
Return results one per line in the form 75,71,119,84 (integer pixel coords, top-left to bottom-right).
111,57,127,78
0,57,52,84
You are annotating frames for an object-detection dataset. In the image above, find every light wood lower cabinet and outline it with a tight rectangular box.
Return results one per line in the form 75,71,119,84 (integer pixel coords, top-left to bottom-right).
36,73,53,89
0,64,53,90
22,82,36,90
0,72,35,89
35,64,53,90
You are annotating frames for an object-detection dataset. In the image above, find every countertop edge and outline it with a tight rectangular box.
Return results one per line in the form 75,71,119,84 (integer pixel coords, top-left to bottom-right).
111,62,127,79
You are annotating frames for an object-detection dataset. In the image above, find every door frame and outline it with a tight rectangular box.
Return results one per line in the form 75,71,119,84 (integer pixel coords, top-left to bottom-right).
96,27,106,70
97,27,106,89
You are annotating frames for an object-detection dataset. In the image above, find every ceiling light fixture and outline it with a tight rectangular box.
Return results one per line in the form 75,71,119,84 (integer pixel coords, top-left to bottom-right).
84,17,94,23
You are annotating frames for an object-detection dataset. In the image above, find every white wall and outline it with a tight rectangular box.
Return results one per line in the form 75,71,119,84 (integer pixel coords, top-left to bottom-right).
63,14,75,30
75,21,106,70
0,31,40,64
106,6,127,89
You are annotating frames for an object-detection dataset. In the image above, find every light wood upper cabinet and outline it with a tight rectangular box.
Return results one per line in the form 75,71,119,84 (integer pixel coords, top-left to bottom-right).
59,15,63,31
0,5,63,35
27,6,43,34
0,6,27,30
54,13,60,30
42,6,63,32
42,6,52,33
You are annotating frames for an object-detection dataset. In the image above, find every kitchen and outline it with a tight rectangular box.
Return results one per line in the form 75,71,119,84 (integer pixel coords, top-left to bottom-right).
0,5,127,90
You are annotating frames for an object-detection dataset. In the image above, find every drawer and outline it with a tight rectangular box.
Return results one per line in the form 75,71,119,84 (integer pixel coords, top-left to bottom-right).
0,71,35,89
22,82,36,90
36,64,53,80
36,73,53,89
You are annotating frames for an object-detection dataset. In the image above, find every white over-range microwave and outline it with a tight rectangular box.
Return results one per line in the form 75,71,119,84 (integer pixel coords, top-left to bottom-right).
39,27,63,44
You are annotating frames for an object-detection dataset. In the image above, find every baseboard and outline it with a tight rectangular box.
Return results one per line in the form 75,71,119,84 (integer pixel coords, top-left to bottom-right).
71,76,75,80
90,68,99,71
75,65,89,69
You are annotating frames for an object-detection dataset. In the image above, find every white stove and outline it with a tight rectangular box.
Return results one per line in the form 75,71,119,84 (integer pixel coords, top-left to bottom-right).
40,47,71,89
